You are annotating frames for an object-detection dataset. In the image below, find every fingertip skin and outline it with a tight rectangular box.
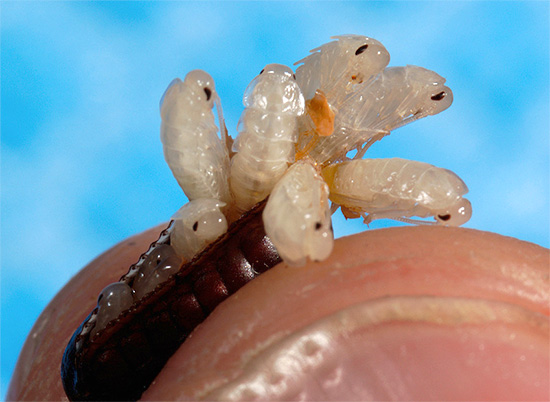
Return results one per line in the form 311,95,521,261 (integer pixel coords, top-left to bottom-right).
144,226,549,401
7,226,550,401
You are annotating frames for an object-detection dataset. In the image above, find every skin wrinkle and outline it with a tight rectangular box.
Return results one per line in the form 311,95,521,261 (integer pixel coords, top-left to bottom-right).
204,297,548,400
498,261,549,305
337,253,544,315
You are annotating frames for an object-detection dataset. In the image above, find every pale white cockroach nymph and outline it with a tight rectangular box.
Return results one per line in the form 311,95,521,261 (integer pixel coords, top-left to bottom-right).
154,35,470,270
294,35,391,157
230,64,305,214
89,282,135,339
263,159,334,267
90,199,228,338
294,34,390,105
91,241,183,337
322,158,472,226
305,65,454,165
170,198,228,261
160,70,232,205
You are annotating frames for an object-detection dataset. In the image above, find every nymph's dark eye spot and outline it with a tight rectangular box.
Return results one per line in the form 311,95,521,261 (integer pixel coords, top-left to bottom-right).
192,221,199,231
438,214,451,221
315,222,322,230
431,91,446,101
259,68,265,75
203,87,212,101
355,44,369,55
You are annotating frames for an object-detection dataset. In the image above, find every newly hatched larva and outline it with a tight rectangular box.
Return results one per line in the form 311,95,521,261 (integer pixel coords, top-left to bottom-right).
294,34,390,105
88,199,228,340
91,198,231,337
170,198,228,261
88,227,182,338
160,70,232,205
322,158,472,226
294,35,390,156
263,159,333,266
230,64,305,214
307,65,454,165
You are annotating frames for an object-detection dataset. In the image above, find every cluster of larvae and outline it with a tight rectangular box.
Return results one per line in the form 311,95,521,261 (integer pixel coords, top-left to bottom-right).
89,34,472,337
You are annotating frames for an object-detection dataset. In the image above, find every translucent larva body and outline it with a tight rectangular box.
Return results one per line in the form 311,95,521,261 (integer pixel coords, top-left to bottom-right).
160,70,232,205
307,65,454,165
131,244,182,299
294,35,390,156
322,158,472,226
170,198,228,261
294,35,390,106
88,235,184,339
89,282,134,339
263,159,334,266
230,64,305,214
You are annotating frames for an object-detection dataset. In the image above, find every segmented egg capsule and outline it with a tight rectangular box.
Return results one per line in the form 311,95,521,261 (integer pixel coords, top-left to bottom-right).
263,159,334,267
170,198,228,261
230,63,305,214
160,70,232,205
307,65,454,165
322,158,471,226
62,202,284,401
294,35,390,105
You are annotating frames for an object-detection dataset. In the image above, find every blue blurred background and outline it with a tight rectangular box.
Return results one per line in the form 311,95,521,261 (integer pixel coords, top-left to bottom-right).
2,1,548,397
